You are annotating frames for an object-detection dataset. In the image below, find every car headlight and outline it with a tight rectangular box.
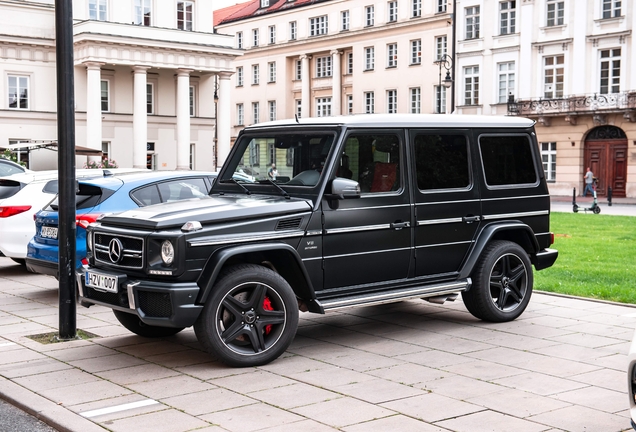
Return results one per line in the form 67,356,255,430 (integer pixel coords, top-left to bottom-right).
86,231,93,252
160,240,174,265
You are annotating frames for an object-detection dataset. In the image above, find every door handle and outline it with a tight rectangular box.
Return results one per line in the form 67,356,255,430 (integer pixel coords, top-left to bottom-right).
391,221,410,230
462,215,481,224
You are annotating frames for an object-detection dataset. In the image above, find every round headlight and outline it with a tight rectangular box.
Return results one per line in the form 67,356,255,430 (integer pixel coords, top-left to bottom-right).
160,240,174,265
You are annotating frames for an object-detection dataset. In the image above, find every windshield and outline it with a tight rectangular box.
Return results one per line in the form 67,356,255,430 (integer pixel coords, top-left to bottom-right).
221,132,337,188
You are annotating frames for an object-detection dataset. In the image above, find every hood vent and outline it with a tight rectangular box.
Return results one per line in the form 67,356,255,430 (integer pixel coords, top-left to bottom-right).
276,217,302,231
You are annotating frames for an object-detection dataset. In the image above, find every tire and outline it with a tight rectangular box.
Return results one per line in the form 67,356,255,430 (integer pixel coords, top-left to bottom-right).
194,264,299,367
573,205,578,213
593,206,601,214
113,310,184,338
462,240,533,322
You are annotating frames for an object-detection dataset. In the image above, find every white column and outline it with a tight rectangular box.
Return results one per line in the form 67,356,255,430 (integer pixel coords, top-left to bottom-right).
300,54,310,118
132,66,149,169
85,62,103,163
331,50,341,116
176,69,192,170
216,72,232,168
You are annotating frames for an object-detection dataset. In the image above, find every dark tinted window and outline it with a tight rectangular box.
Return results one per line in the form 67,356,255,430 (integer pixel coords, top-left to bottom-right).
0,179,23,199
131,185,161,206
49,183,107,210
414,134,469,190
341,133,401,193
479,135,537,186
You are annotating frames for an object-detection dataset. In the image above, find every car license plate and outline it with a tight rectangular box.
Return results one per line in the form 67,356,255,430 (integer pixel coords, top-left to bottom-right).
85,271,118,293
41,226,58,239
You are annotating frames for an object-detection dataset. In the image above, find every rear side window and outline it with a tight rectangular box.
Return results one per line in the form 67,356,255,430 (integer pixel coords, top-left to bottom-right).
414,134,470,191
158,178,208,202
131,185,161,206
479,135,537,186
0,179,23,200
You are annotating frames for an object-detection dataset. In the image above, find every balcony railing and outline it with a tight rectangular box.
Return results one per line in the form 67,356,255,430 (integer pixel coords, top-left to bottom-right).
508,91,636,116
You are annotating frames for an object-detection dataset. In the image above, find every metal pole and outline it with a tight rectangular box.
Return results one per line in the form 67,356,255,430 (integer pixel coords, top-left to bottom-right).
55,0,77,340
437,63,442,114
450,0,457,113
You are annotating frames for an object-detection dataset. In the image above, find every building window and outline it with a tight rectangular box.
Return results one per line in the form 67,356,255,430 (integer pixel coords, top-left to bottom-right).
364,91,375,113
7,75,29,110
541,142,556,181
411,39,422,64
387,90,397,113
177,1,193,31
236,66,243,86
146,82,154,114
600,48,621,94
236,32,243,49
435,85,447,113
546,0,564,26
101,141,111,162
88,0,107,21
602,0,621,19
295,60,302,80
497,61,515,103
268,101,276,121
316,97,332,117
464,66,479,105
316,56,332,78
237,103,244,125
189,143,195,170
435,36,447,60
189,85,195,116
134,0,151,25
268,25,276,44
252,102,259,124
364,47,375,71
387,43,397,68
249,141,260,166
543,55,564,98
346,52,353,74
437,0,446,12
289,21,297,40
412,0,421,17
147,142,156,170
252,64,259,85
252,29,259,47
500,1,516,35
309,15,328,36
268,62,276,83
410,87,421,113
267,142,275,165
465,6,480,39
261,0,269,8
100,79,109,112
286,148,294,166
341,10,350,30
296,99,302,118
347,94,353,114
388,1,398,22
365,5,375,26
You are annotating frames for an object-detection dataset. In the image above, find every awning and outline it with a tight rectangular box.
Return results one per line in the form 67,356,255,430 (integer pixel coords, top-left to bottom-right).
2,140,102,156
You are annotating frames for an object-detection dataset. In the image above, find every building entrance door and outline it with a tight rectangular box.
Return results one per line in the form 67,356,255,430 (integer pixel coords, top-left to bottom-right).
584,126,627,198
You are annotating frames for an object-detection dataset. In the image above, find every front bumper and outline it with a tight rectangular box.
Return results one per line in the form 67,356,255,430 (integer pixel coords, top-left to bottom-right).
76,267,203,328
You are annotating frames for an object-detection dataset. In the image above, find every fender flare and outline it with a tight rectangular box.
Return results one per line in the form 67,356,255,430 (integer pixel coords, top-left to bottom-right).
195,242,318,310
458,222,539,279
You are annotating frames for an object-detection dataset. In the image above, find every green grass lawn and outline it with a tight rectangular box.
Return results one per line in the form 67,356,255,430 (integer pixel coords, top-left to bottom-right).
534,212,636,304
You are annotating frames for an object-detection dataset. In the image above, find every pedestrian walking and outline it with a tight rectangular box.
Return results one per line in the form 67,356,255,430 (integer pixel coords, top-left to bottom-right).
583,167,594,197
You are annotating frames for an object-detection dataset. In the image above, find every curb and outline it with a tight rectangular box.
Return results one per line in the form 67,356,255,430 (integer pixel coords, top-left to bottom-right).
0,378,105,432
535,289,636,309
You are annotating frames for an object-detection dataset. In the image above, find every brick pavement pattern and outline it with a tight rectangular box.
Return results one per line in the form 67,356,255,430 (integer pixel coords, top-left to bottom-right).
0,256,632,432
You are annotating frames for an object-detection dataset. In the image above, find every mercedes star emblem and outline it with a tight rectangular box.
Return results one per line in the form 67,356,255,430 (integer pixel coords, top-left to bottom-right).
108,238,123,264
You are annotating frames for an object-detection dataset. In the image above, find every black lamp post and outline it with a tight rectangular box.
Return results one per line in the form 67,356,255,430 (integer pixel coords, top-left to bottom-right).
434,54,453,114
213,75,219,170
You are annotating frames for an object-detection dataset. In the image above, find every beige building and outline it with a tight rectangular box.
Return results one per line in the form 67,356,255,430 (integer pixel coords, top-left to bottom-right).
1,0,241,171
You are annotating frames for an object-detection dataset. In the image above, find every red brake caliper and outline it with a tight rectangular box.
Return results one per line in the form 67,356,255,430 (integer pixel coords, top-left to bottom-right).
263,296,274,335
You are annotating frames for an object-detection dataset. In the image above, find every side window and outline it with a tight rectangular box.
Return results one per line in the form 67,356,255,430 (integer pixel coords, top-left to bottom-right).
479,135,537,186
158,178,208,202
340,134,401,193
131,185,161,206
414,134,470,190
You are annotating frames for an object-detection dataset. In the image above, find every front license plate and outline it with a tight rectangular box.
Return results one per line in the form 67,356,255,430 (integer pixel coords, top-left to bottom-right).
85,271,118,293
41,226,58,239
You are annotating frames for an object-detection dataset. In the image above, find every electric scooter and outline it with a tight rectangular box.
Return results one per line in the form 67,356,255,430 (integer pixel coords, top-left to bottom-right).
572,187,601,214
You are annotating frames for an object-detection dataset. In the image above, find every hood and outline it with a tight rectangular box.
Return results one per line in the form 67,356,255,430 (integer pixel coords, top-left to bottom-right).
100,193,313,230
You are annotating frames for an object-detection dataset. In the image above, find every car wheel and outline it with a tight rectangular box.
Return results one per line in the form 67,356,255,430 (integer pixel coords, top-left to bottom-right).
593,206,601,214
194,264,299,367
113,310,184,337
462,240,533,322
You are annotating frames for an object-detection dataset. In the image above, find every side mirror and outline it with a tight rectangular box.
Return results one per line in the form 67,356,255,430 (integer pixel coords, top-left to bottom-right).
325,177,361,200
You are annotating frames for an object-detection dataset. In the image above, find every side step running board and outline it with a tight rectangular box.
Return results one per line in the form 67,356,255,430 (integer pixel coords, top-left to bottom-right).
317,279,471,312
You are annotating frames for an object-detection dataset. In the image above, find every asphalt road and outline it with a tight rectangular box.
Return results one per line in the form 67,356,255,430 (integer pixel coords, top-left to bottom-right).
0,399,58,432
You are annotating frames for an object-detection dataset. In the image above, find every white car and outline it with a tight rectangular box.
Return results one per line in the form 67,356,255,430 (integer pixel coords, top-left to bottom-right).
0,169,145,265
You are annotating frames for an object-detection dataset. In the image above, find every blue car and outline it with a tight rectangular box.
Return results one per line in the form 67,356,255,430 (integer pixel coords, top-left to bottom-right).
26,170,216,278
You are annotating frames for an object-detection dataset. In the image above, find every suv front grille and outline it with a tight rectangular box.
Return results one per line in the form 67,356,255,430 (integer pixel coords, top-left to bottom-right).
94,232,144,269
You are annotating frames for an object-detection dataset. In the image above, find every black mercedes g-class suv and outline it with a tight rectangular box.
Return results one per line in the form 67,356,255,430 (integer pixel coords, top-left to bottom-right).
77,114,557,367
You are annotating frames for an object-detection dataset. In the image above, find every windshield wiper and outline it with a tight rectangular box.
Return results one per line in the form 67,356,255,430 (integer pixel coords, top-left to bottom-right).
219,178,252,195
258,179,290,199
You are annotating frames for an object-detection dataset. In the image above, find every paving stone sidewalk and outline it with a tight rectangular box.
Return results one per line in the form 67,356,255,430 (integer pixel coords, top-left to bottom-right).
0,256,632,432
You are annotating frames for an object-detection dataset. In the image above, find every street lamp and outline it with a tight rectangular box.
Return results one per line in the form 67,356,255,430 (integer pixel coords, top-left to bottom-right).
213,75,219,170
433,54,453,114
